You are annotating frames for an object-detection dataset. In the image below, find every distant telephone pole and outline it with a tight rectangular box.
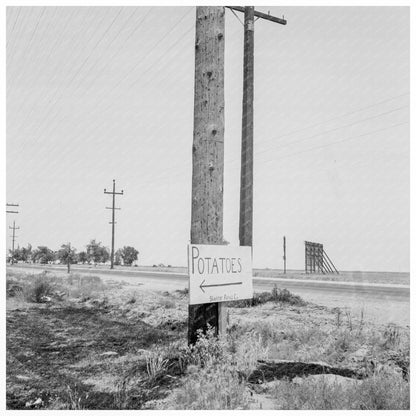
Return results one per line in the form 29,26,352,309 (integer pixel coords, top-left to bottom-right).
9,221,20,264
104,180,123,269
188,6,225,345
226,6,286,247
283,236,286,274
67,242,71,274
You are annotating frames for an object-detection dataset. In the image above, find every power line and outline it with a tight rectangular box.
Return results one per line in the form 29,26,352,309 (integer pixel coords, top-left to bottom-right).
135,119,409,190
21,8,193,149
254,104,409,157
23,10,195,149
6,7,22,49
256,121,409,166
258,92,409,148
8,7,47,91
23,7,153,138
16,8,111,146
10,8,91,135
65,7,124,89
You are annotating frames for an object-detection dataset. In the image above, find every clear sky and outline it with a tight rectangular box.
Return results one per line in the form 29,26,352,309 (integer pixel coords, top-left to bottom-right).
6,5,409,272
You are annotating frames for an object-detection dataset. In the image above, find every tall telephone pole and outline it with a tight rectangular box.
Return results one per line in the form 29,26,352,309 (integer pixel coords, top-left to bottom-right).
9,221,20,264
226,6,286,247
104,180,123,269
188,6,225,345
239,6,255,248
283,236,286,274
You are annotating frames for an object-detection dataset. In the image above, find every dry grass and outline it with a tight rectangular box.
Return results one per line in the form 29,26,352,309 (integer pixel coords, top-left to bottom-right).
270,368,409,410
6,269,410,410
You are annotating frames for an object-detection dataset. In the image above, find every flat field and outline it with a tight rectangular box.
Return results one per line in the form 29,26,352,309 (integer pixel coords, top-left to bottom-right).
6,268,410,410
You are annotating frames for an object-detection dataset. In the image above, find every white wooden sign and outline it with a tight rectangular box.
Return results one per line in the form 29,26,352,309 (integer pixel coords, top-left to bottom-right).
188,244,253,305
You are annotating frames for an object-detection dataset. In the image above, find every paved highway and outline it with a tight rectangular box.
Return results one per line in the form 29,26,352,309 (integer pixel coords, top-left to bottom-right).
8,264,410,326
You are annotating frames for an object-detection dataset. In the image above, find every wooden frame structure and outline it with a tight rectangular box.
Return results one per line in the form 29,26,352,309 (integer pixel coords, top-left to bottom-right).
304,241,338,274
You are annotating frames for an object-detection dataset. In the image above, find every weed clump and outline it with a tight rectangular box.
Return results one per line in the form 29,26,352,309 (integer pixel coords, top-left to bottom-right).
166,326,251,409
162,326,269,410
232,285,306,308
18,274,55,303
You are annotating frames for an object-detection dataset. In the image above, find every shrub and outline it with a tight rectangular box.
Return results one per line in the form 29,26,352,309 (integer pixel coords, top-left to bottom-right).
231,286,305,308
24,276,53,303
271,286,306,306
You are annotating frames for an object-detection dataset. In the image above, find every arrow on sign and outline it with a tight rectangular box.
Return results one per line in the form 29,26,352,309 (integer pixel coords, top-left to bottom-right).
199,280,243,293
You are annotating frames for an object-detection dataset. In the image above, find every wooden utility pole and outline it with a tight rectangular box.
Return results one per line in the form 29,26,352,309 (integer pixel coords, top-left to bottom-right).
188,6,225,345
104,180,123,269
283,236,286,274
239,6,255,247
9,221,19,264
67,242,71,274
227,7,286,247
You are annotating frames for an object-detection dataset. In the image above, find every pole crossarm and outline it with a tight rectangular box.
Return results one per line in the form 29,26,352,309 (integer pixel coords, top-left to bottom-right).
226,6,287,25
6,203,19,214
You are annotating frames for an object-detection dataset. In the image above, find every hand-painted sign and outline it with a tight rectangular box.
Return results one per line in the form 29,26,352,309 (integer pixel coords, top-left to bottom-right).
188,244,253,305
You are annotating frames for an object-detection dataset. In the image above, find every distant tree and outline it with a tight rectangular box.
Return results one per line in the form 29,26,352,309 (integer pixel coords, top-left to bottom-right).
118,246,139,266
32,246,55,264
86,240,110,264
56,243,77,265
11,244,32,262
114,249,122,266
77,251,88,264
9,247,20,263
21,244,33,262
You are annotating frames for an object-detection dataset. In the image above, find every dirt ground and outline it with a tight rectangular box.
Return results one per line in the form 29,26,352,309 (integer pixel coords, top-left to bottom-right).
6,269,410,410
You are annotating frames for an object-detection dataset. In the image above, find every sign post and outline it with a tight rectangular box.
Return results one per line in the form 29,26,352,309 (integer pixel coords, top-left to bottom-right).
188,6,226,345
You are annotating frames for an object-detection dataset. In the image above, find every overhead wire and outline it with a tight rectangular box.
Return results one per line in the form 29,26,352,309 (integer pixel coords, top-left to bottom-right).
71,7,151,95
7,7,47,90
257,92,409,148
24,7,195,147
6,7,21,49
136,120,409,190
6,7,34,75
11,8,94,137
252,105,409,158
19,8,192,148
254,121,409,167
31,7,154,136
11,7,78,135
18,8,114,146
8,8,409,189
